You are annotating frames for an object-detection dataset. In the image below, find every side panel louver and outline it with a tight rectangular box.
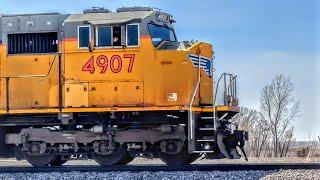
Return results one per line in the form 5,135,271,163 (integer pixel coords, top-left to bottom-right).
8,32,58,54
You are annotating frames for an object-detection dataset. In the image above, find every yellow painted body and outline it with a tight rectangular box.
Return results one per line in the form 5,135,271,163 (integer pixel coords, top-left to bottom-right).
0,45,59,110
0,35,224,114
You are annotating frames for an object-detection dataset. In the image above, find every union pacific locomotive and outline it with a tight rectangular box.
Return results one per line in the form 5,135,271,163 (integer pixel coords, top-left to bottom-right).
0,7,248,166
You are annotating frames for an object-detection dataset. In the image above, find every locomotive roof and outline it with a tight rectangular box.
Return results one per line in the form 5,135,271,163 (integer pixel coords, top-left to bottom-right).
0,7,164,24
0,12,60,17
64,11,154,24
0,7,174,36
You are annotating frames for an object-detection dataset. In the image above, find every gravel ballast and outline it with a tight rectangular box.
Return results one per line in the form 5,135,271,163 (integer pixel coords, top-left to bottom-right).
0,170,320,179
0,171,274,180
262,169,320,180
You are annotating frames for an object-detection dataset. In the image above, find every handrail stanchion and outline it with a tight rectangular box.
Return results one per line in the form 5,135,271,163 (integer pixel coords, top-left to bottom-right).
189,54,201,142
213,73,238,130
5,77,10,113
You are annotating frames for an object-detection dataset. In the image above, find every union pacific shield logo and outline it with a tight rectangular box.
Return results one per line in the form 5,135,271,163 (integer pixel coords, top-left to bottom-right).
188,54,213,77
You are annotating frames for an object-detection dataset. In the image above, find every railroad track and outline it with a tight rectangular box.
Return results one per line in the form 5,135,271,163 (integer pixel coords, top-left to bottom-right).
0,163,319,173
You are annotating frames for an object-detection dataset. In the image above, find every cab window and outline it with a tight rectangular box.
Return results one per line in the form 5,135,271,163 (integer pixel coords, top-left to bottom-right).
126,24,139,47
78,26,91,48
96,26,112,46
95,26,122,47
147,23,176,47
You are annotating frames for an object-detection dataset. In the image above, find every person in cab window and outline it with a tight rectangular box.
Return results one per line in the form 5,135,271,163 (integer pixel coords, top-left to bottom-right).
113,26,121,46
113,36,119,45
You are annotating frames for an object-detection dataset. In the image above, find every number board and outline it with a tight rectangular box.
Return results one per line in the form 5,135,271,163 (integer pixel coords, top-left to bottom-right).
82,54,135,74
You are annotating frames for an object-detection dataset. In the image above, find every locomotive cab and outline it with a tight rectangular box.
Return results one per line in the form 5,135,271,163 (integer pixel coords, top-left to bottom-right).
60,8,199,108
0,7,248,166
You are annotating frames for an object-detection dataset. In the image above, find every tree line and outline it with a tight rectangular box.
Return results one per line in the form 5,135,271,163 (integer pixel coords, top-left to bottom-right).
233,74,300,157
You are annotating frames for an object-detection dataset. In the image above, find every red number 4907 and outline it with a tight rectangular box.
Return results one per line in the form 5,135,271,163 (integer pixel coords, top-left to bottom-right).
82,54,135,74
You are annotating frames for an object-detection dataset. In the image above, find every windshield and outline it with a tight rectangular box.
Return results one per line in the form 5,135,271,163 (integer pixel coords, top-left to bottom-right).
148,23,177,47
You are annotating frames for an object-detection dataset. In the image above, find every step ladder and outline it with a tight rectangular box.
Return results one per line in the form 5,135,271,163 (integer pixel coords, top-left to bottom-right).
193,112,216,152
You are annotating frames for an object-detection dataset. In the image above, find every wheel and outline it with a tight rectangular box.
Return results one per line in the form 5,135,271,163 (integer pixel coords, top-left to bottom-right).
24,152,56,167
93,144,133,166
160,146,200,165
50,155,68,166
116,154,135,165
22,142,57,167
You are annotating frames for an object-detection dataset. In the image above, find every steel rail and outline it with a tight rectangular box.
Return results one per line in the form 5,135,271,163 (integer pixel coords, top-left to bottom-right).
0,163,319,173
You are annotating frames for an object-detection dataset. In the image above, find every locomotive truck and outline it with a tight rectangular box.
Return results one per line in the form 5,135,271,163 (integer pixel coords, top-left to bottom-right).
0,7,248,166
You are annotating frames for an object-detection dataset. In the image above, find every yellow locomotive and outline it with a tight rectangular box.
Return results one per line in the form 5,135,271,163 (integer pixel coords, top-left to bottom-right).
0,7,247,166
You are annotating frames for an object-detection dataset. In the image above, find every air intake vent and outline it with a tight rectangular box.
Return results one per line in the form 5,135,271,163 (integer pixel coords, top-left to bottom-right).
8,32,58,54
117,7,153,12
83,7,111,14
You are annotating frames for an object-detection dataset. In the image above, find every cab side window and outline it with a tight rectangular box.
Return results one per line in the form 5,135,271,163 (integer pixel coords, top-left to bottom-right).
97,26,112,46
78,26,91,48
94,24,140,48
126,24,139,47
95,26,122,47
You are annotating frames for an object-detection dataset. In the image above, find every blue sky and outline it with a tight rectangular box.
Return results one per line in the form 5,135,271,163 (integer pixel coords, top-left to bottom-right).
0,0,319,140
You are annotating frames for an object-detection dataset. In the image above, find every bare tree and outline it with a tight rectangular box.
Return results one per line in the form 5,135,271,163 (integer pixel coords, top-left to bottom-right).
260,74,299,157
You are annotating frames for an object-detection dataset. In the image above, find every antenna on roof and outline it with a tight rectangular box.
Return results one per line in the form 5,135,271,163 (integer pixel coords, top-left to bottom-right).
117,7,154,12
83,7,111,14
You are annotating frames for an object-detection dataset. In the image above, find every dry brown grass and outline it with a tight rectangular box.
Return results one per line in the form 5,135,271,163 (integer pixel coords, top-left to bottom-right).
291,147,320,158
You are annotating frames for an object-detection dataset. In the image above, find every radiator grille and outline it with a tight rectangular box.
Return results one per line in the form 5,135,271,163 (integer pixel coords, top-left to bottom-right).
8,32,58,54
